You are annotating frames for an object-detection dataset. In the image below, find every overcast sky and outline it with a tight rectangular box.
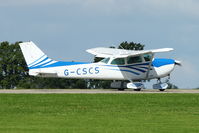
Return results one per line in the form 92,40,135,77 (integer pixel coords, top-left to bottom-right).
0,0,198,88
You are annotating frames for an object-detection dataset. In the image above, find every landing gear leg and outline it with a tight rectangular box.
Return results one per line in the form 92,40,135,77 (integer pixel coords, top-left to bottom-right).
118,81,125,91
157,79,165,91
153,77,169,91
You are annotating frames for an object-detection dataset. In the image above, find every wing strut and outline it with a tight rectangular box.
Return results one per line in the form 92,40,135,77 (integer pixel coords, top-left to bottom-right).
145,53,154,80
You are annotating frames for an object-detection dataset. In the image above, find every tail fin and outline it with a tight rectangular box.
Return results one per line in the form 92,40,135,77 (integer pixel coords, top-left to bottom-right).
19,41,55,69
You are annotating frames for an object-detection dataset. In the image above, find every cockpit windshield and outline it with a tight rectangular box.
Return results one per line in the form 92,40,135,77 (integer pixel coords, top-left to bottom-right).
143,54,152,62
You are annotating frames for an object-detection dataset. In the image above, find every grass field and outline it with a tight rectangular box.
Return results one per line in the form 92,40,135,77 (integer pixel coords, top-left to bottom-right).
0,94,199,133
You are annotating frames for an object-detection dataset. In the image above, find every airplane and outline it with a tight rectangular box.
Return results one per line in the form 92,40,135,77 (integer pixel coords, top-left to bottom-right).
19,41,181,91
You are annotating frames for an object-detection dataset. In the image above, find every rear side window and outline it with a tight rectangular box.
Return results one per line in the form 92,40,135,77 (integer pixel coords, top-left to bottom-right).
127,56,142,64
111,58,125,65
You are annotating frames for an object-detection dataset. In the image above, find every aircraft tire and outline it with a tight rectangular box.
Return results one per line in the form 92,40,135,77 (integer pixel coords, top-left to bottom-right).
134,88,141,91
118,88,125,91
159,89,165,91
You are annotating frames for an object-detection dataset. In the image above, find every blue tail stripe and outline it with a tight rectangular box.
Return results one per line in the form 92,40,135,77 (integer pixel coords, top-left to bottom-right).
40,60,54,67
28,54,46,66
29,57,49,68
29,60,54,69
29,61,89,69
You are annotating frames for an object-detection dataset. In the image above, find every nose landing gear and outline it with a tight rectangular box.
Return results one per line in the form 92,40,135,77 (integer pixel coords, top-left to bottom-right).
153,76,170,91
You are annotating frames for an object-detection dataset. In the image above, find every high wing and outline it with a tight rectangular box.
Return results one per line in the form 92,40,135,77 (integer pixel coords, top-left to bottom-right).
86,47,174,58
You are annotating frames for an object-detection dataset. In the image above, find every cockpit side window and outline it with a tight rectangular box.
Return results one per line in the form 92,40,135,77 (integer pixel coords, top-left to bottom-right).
111,58,125,65
100,58,110,64
143,54,152,62
127,56,142,64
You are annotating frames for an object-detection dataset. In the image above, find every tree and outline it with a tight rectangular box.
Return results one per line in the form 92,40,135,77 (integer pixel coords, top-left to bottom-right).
118,41,144,50
0,41,28,89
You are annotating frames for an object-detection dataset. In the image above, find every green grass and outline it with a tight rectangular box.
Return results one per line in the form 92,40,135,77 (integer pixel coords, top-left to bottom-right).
0,94,199,133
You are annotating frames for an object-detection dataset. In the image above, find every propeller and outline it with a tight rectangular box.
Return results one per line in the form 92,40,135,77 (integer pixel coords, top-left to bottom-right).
175,60,182,66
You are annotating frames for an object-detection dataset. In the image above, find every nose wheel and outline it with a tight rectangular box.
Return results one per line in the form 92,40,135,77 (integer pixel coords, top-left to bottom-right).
153,76,170,91
159,89,165,91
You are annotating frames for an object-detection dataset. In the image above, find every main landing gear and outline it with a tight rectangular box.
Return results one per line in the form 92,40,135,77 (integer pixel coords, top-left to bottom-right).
112,76,170,91
127,82,144,91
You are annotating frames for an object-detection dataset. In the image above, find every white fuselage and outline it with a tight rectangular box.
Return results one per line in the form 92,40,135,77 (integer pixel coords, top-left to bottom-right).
29,58,175,81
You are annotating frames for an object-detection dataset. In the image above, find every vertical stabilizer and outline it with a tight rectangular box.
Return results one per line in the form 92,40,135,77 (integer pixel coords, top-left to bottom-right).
19,41,55,69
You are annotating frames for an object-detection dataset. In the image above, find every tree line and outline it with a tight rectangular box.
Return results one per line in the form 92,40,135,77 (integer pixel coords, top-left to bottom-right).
0,41,178,89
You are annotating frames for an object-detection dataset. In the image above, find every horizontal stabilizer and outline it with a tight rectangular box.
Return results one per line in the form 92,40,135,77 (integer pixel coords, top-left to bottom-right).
29,71,58,77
